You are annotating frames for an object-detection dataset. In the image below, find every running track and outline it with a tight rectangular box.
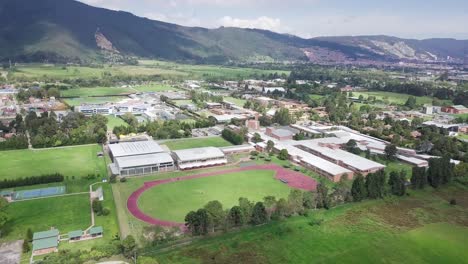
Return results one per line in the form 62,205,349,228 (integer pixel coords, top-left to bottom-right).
127,164,317,227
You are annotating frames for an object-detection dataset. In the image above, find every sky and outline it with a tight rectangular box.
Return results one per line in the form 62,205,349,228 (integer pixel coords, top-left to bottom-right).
79,0,468,39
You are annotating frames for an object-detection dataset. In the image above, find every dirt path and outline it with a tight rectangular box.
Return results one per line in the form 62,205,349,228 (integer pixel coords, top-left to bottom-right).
127,164,317,227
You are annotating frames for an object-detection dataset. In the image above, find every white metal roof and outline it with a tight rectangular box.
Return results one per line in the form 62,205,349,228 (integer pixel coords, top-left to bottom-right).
173,147,225,162
115,153,174,168
109,141,164,157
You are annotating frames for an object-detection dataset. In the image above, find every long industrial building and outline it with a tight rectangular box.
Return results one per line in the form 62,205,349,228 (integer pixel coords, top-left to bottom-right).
109,141,175,176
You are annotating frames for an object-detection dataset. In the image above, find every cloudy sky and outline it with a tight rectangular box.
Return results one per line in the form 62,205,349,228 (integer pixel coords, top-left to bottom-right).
79,0,468,39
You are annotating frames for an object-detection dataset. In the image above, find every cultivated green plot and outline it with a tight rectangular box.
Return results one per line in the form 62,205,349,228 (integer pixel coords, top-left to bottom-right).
0,144,107,180
62,96,126,107
353,91,452,105
1,194,91,241
163,137,233,150
61,86,134,97
138,170,291,222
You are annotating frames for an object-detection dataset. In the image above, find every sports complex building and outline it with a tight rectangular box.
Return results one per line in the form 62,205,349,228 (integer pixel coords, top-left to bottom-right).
109,141,175,176
172,147,227,170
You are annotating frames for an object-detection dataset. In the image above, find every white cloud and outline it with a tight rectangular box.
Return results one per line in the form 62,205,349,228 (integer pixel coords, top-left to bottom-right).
218,16,282,31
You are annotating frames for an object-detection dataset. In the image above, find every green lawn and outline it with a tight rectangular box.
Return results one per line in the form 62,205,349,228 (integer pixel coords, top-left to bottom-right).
353,91,452,106
107,115,128,131
138,170,292,222
154,184,468,263
224,97,246,107
133,83,179,92
61,86,134,97
1,194,91,241
0,144,107,180
162,137,233,150
62,96,126,107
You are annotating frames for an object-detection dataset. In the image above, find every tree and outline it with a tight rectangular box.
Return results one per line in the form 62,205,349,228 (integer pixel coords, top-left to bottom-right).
272,108,292,125
252,133,263,143
204,200,225,231
404,96,417,109
121,235,137,258
345,139,360,154
302,192,315,209
351,174,367,202
0,197,9,234
315,183,329,209
251,202,268,225
365,170,386,199
238,197,254,224
272,198,289,220
287,189,304,214
384,144,397,160
266,140,275,153
389,171,406,196
278,149,289,160
410,167,427,189
92,199,104,215
227,206,244,227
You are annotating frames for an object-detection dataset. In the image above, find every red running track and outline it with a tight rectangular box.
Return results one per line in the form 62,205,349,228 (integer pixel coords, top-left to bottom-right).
126,164,317,227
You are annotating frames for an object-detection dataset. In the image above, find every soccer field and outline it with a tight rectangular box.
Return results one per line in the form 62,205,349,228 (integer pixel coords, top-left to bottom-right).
0,144,107,180
137,170,292,223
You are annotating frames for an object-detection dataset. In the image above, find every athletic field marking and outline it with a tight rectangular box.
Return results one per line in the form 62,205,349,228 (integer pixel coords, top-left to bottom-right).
127,164,317,227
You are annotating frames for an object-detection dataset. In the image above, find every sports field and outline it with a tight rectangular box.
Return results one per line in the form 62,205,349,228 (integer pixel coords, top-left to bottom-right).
138,170,290,223
353,91,452,105
61,86,134,97
155,183,468,263
0,144,107,180
162,137,233,150
1,194,90,241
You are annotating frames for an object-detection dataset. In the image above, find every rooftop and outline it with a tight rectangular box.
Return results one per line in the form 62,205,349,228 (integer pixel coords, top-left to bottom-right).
32,237,58,251
173,147,225,162
68,230,83,239
33,229,59,240
109,141,164,157
88,226,104,235
115,153,174,168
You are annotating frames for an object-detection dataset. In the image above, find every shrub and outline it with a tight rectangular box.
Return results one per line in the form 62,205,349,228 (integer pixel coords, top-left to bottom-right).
450,199,457,205
308,218,323,226
120,177,127,183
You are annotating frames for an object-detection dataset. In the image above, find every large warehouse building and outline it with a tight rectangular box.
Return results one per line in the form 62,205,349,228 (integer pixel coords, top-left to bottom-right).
109,141,175,176
172,147,227,170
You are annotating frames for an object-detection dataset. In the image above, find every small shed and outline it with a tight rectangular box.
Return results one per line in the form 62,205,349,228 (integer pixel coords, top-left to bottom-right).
88,226,103,237
68,230,84,241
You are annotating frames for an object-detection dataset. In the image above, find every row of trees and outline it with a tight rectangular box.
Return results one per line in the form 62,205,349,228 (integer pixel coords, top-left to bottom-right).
351,156,456,202
185,184,338,237
0,135,28,151
0,173,64,189
221,128,244,145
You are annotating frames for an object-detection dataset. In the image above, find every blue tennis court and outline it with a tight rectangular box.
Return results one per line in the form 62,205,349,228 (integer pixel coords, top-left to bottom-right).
13,186,66,200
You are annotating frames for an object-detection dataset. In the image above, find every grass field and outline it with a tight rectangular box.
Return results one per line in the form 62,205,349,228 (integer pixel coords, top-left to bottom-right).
61,87,134,97
0,144,107,180
62,96,126,107
162,137,233,150
353,91,452,106
1,194,91,241
107,116,128,131
153,183,468,263
138,170,292,222
133,83,179,92
224,97,247,107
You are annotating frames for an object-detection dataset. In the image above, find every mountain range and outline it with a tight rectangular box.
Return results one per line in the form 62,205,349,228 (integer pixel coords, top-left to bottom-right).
0,0,466,65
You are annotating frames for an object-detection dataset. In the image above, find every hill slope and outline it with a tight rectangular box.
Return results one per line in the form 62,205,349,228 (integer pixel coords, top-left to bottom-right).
0,0,466,64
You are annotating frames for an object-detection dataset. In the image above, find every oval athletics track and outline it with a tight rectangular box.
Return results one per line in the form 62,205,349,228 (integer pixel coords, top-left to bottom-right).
127,164,318,227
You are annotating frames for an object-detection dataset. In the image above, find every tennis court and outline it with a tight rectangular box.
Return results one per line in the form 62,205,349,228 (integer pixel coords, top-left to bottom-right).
13,186,66,200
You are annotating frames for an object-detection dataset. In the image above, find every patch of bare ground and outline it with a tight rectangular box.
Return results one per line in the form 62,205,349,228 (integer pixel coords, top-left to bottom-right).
182,242,268,264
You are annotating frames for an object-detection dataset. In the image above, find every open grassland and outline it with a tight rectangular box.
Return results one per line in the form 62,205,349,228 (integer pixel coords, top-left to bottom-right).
133,83,179,92
1,194,90,242
11,62,289,82
107,115,128,131
0,144,107,180
353,91,452,106
162,137,233,150
224,97,247,107
61,86,134,97
152,183,468,264
62,96,126,107
138,170,291,222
